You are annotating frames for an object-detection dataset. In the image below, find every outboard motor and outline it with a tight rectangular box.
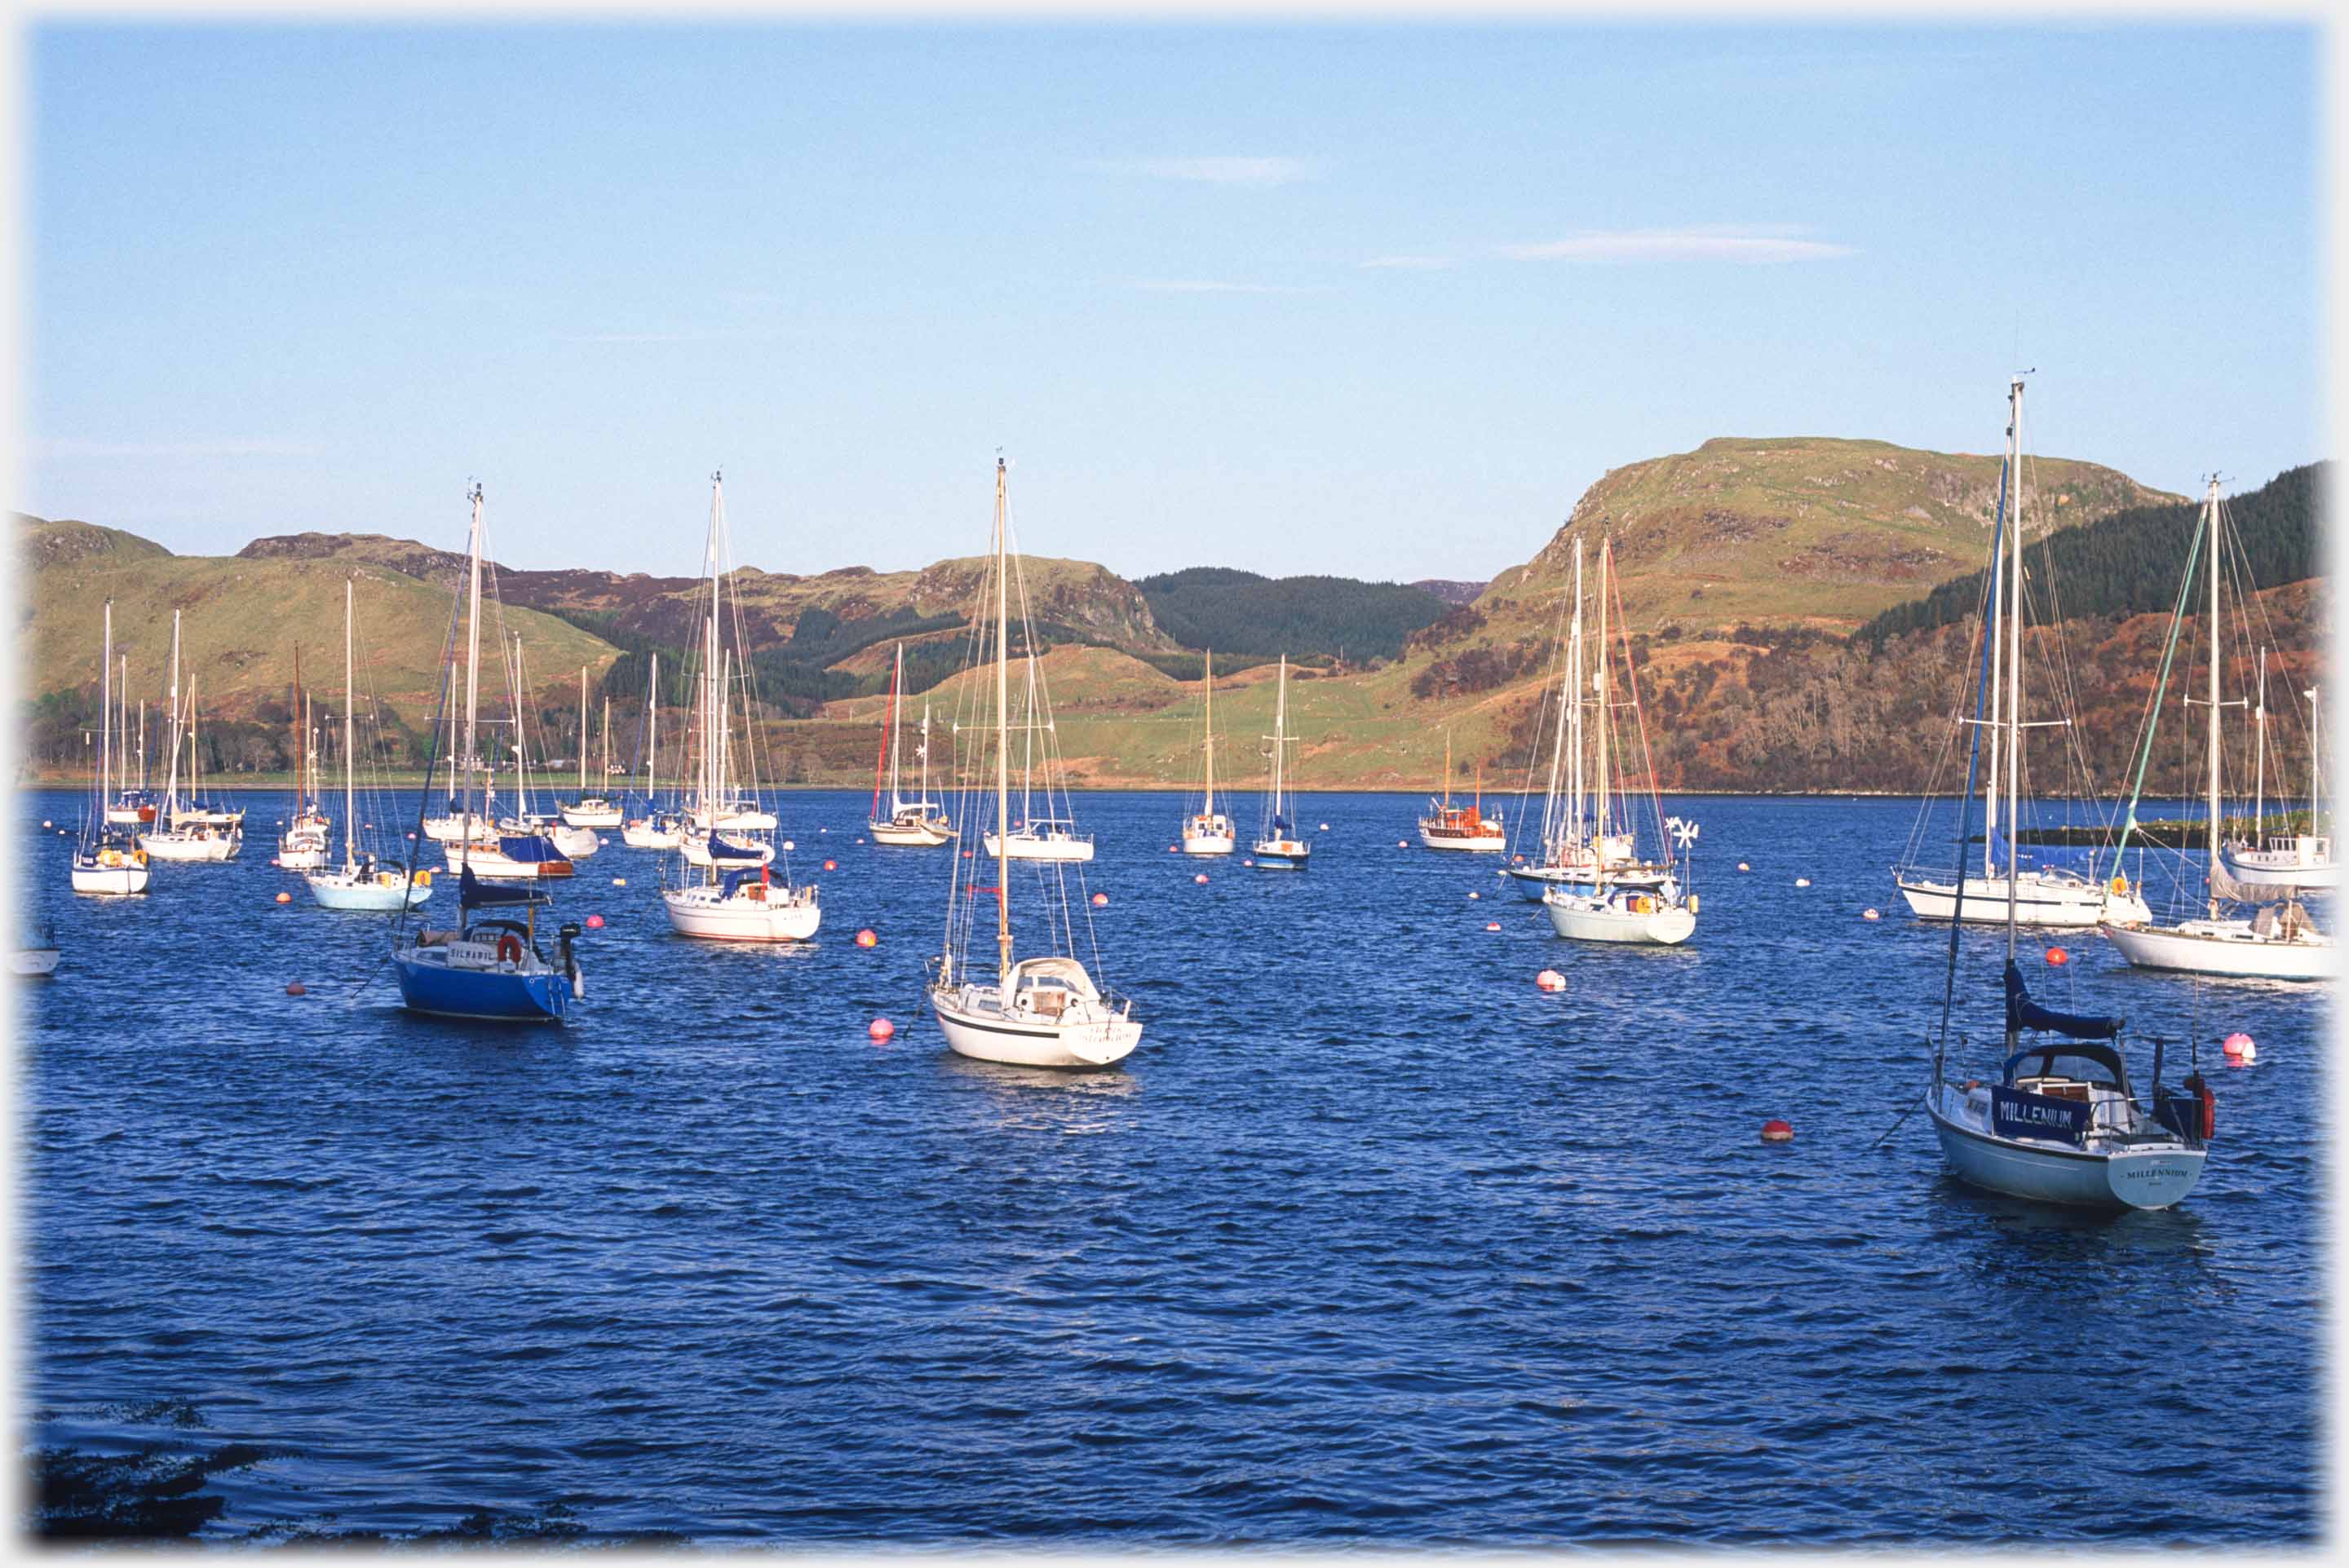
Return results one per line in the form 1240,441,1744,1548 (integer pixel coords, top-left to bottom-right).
559,921,584,999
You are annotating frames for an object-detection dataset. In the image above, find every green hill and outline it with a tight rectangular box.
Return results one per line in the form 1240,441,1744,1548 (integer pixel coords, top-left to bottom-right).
1136,567,1449,662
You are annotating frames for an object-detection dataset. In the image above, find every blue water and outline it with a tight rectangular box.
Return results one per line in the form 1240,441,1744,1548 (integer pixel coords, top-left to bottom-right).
20,790,2325,1544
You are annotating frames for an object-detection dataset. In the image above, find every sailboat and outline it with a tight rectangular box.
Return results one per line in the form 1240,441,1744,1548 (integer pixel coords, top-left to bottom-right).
869,643,953,846
2099,479,2333,980
1180,650,1236,855
663,473,819,941
981,651,1095,862
1418,730,1505,850
392,485,583,1023
2221,662,2335,892
104,664,157,826
622,653,688,849
1250,655,1310,868
1921,389,2210,1208
307,577,433,912
1541,535,1700,945
1892,381,2148,927
71,601,152,895
560,669,625,828
139,613,243,862
276,652,333,870
931,457,1140,1068
1507,537,1671,899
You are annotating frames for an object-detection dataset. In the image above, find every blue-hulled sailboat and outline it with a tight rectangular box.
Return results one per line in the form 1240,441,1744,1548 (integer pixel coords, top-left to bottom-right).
390,485,583,1023
1919,378,2206,1210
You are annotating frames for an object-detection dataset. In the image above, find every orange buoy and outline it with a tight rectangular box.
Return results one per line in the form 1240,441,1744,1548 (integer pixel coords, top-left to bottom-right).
275,890,292,904
855,928,878,947
1091,892,1108,906
2223,1032,2253,1061
1194,872,1209,884
2046,947,2068,966
1484,921,1502,931
285,982,307,996
1535,969,1566,992
822,859,837,871
868,1017,896,1042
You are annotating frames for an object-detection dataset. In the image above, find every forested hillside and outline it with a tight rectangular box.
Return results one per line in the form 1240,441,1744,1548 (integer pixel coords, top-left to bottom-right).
1859,463,2327,644
1137,567,1449,661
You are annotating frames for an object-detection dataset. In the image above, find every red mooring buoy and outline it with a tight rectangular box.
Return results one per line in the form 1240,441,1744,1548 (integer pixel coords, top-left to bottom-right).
1761,1119,1794,1143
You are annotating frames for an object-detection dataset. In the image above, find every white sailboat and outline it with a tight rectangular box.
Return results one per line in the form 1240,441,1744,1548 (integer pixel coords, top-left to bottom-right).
1180,650,1236,855
663,472,819,942
104,664,157,826
140,614,243,862
560,669,625,828
71,601,151,895
2221,662,2334,891
1250,654,1310,868
1507,537,1671,899
622,652,688,850
276,653,333,870
2100,479,2334,981
1541,536,1699,946
1919,390,2210,1210
307,576,433,911
931,457,1139,1068
1893,378,2149,928
869,643,953,846
981,649,1096,863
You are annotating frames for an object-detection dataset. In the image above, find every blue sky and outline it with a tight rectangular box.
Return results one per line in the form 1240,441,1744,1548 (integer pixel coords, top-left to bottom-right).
22,20,2321,583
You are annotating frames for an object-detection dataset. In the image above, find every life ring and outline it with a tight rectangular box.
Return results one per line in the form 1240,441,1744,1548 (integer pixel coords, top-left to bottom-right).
2110,875,2128,895
413,868,432,886
133,849,148,865
494,934,524,965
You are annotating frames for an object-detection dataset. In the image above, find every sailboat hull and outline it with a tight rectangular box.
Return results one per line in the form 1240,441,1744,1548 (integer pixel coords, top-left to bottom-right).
1927,1090,2204,1210
870,819,953,846
2099,920,2337,982
983,831,1095,863
1419,824,1506,850
622,820,686,850
930,988,1141,1069
140,829,241,862
1545,890,1695,946
392,946,569,1023
560,804,624,829
1250,840,1310,868
307,870,431,911
661,886,821,942
2219,848,2338,890
1894,871,2147,928
71,860,150,895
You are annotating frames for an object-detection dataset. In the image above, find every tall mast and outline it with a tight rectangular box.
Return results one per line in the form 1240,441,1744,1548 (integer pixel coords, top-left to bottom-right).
648,654,661,806
137,699,145,792
993,457,1013,986
1272,654,1289,819
578,665,588,796
162,611,183,812
601,695,611,789
1022,654,1037,825
2003,379,2025,955
706,473,724,818
343,576,356,864
918,700,931,803
1595,537,1612,844
294,646,306,811
1203,649,1216,815
2205,478,2223,920
462,485,484,832
117,653,128,797
1443,728,1453,810
1984,399,2010,881
2252,647,2267,840
100,601,113,814
889,643,905,808
1568,538,1586,851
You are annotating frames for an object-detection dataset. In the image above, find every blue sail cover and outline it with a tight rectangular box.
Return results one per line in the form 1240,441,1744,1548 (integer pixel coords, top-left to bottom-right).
461,866,550,910
1273,815,1293,833
720,867,763,897
498,834,567,863
707,835,765,863
2004,961,2121,1040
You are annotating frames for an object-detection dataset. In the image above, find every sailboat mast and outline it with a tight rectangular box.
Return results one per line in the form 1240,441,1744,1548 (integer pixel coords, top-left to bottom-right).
889,643,905,809
1204,649,1216,815
100,602,113,813
463,487,484,824
1272,655,1288,819
1595,537,1611,845
2253,647,2267,840
343,577,356,864
993,457,1012,985
2205,479,2223,921
162,611,183,812
1022,655,1037,825
117,653,128,797
648,654,661,804
602,695,611,788
2002,379,2024,954
1568,540,1586,850
706,474,724,819
579,665,588,796
293,646,306,811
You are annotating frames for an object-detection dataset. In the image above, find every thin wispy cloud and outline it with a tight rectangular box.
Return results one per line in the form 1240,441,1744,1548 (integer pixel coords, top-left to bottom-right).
1497,225,1856,264
1359,254,1454,271
36,437,314,459
1130,279,1307,295
1090,156,1320,187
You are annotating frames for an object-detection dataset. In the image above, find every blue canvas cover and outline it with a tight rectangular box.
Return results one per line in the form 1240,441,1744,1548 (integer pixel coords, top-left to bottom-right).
2005,961,2121,1041
1990,1084,2090,1145
460,866,550,910
707,835,765,863
498,834,566,864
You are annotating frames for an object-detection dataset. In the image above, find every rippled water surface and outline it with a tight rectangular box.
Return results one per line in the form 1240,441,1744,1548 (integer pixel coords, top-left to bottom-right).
20,790,2325,1544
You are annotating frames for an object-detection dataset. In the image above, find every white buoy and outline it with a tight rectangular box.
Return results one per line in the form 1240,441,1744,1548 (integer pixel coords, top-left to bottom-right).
1862,908,1880,921
1468,891,1480,900
1737,862,1750,872
1535,969,1566,992
1318,823,1329,832
1194,872,1209,885
1794,877,1812,888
